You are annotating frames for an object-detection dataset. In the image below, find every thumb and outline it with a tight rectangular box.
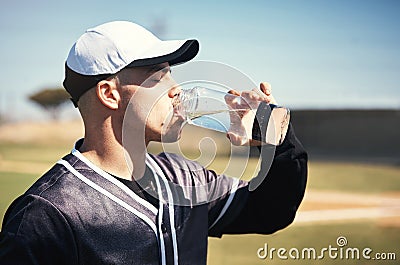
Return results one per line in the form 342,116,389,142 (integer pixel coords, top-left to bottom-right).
260,82,278,104
260,82,272,96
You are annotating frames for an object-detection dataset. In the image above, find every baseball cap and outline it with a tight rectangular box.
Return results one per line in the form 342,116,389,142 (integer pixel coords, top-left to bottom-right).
63,21,199,106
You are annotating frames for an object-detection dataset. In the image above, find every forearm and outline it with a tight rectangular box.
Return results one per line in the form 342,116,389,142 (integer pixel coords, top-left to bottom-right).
219,123,308,234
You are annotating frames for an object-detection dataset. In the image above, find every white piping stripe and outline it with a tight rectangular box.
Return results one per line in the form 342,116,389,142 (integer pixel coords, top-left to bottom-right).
147,163,166,265
146,154,179,265
57,159,158,237
162,177,179,265
209,178,240,229
71,149,157,215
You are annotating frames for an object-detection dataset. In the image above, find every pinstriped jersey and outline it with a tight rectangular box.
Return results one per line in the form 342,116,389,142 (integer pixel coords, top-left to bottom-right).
0,125,308,264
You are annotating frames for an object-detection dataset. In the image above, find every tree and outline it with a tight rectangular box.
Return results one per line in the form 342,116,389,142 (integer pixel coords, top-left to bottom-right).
29,88,70,120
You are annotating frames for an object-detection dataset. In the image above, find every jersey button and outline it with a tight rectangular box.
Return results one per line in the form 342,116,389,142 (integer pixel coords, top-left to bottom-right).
161,223,167,233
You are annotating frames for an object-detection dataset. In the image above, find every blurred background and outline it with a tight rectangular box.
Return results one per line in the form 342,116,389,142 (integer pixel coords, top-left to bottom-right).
1,0,399,264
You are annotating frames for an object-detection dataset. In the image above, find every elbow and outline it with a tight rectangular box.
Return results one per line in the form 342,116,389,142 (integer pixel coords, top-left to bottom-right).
267,206,298,234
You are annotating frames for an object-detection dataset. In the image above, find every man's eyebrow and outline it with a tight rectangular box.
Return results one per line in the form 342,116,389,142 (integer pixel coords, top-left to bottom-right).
146,65,171,74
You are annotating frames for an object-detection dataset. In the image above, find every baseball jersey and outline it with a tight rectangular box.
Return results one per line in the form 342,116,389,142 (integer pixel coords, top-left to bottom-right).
0,125,307,265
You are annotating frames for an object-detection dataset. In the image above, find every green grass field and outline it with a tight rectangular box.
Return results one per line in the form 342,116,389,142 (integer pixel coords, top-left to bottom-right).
1,137,400,264
208,222,399,265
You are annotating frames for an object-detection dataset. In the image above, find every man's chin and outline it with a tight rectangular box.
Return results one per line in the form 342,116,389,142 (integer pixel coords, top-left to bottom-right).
159,117,186,143
160,129,182,143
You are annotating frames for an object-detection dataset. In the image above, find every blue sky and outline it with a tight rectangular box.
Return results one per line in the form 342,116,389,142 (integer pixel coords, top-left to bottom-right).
1,0,399,120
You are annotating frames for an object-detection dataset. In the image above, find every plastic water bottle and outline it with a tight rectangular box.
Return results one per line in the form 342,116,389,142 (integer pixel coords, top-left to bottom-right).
177,86,290,145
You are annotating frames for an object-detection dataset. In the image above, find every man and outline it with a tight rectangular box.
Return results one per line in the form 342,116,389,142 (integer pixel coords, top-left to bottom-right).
0,21,307,264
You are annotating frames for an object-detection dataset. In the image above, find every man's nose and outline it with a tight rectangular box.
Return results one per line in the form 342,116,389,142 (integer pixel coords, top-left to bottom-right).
168,84,182,98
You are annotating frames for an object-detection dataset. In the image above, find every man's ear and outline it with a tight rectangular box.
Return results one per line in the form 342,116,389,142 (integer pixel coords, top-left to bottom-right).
96,80,121,110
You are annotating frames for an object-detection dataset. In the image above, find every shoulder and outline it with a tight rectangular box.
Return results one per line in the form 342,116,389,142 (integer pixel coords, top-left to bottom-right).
150,152,247,192
0,194,78,264
2,155,84,230
152,152,204,172
1,193,71,238
23,155,81,200
149,152,214,184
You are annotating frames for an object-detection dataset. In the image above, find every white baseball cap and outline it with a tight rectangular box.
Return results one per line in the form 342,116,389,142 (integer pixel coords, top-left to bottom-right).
63,21,199,105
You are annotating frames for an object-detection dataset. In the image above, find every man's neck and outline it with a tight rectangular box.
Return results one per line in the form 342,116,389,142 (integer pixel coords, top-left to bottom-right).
78,130,147,181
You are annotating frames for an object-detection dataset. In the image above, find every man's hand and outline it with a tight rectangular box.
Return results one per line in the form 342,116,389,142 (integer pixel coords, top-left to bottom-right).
259,82,277,105
225,82,277,146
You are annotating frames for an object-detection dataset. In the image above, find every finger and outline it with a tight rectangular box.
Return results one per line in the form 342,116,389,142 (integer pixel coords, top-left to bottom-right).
260,82,272,96
260,82,278,104
224,91,240,107
241,90,265,102
265,94,278,105
228,89,241,96
227,132,263,146
226,132,246,146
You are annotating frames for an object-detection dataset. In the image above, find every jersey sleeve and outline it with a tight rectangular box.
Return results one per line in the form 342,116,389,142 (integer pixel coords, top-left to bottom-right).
208,123,308,237
0,195,78,265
